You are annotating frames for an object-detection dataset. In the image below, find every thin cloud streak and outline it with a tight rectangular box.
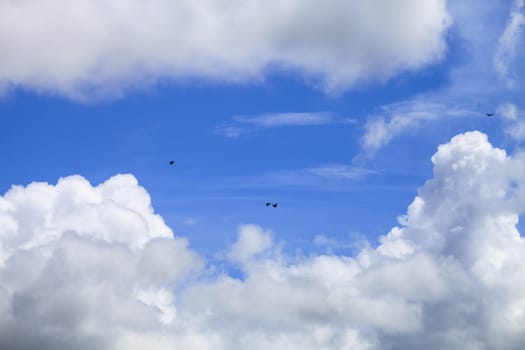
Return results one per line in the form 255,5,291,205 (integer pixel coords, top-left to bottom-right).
215,164,377,191
306,165,377,180
216,112,356,138
233,112,334,127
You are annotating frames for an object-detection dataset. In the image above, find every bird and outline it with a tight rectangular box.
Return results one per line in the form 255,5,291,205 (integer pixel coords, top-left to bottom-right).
272,203,278,208
169,160,175,165
266,202,271,207
486,113,495,117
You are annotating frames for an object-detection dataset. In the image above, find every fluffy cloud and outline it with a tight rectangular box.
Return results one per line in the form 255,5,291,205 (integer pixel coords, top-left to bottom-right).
0,174,204,350
4,131,525,348
0,0,450,98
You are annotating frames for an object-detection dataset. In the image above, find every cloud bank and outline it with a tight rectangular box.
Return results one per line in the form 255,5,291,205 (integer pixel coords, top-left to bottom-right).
3,131,525,349
0,0,450,98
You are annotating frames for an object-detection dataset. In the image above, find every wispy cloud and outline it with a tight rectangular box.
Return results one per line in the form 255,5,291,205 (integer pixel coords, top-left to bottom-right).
184,217,199,226
494,0,525,88
215,164,377,192
233,112,335,127
216,112,356,138
313,233,366,254
360,101,473,156
497,102,525,141
306,164,377,180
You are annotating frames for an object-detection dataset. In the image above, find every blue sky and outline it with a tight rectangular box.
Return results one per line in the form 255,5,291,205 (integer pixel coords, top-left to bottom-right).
0,1,508,253
0,15,512,255
3,1,525,349
0,72,449,254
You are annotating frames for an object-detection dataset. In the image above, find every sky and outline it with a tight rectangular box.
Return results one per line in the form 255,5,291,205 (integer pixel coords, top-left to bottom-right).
2,0,525,349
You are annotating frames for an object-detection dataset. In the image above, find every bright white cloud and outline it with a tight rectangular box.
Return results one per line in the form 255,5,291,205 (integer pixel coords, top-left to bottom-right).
0,0,451,98
5,131,525,348
0,174,204,350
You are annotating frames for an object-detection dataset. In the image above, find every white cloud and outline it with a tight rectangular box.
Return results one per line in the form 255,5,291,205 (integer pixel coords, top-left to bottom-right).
361,101,472,155
313,234,363,254
217,164,375,191
0,0,451,98
5,131,525,348
184,217,199,226
495,0,525,87
233,112,334,128
498,102,519,121
0,174,204,350
215,112,351,138
307,165,376,180
497,102,525,141
227,224,273,263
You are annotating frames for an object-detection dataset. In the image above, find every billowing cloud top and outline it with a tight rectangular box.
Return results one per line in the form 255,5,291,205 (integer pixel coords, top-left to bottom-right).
3,131,525,349
0,0,450,98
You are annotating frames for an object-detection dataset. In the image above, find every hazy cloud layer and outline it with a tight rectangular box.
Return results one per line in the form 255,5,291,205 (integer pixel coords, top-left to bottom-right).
3,131,525,348
0,0,450,98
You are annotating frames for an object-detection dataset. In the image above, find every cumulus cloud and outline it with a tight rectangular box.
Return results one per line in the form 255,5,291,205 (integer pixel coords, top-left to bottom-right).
0,0,451,98
5,131,525,348
0,174,204,350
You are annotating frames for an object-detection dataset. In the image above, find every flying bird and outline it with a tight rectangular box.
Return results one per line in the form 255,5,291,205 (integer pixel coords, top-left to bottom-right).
272,203,278,208
486,113,495,117
266,202,271,207
169,160,175,165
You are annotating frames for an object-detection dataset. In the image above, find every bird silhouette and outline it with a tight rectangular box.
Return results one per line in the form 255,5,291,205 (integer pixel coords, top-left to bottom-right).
169,160,175,165
266,202,271,207
272,203,278,208
486,113,495,117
